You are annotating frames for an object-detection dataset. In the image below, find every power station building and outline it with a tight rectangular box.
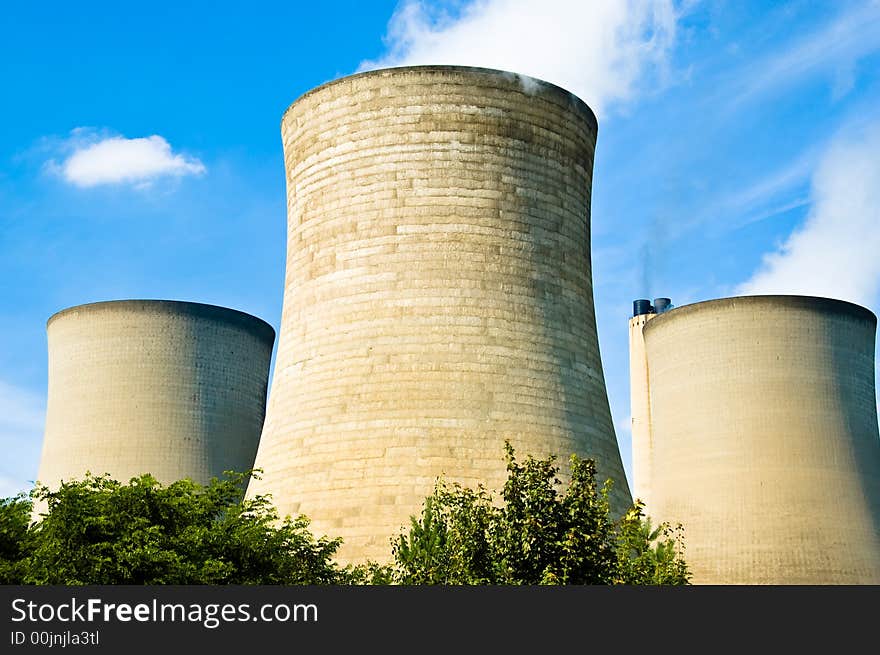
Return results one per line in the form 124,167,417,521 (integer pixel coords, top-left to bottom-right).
630,295,880,584
248,65,632,563
29,65,880,585
36,300,275,501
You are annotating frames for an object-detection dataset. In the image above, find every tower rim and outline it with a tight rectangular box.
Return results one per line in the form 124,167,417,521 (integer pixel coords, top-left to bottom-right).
280,64,598,134
47,299,276,344
643,294,877,336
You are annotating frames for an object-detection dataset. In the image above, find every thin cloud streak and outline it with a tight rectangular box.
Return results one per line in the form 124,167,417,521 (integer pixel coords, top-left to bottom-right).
704,152,816,234
727,1,880,108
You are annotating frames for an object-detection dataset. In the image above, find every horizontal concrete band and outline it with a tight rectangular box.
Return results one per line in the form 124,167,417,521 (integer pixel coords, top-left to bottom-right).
282,65,599,133
643,295,878,336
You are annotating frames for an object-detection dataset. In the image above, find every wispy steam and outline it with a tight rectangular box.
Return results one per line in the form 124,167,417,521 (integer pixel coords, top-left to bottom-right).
360,0,679,117
737,121,880,308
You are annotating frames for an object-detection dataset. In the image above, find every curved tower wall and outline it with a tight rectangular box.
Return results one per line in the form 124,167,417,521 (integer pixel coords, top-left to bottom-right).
249,65,631,562
643,295,880,584
37,300,275,493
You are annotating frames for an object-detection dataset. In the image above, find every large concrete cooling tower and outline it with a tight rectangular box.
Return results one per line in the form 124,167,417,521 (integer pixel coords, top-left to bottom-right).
248,65,631,563
37,300,275,495
639,295,880,583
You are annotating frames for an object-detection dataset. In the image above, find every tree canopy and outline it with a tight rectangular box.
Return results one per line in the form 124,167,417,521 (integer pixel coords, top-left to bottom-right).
385,443,689,585
3,472,341,584
0,493,30,584
1,445,688,585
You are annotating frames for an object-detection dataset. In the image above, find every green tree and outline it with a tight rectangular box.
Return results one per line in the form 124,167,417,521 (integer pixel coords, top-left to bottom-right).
389,444,689,585
615,502,689,585
341,560,395,585
2,448,688,586
392,484,495,584
0,493,31,584
19,471,342,585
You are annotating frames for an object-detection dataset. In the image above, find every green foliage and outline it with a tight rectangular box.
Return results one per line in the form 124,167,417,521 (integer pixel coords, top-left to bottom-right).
0,494,32,583
392,484,496,584
615,502,689,585
1,446,689,586
341,561,395,585
14,471,342,585
389,443,690,585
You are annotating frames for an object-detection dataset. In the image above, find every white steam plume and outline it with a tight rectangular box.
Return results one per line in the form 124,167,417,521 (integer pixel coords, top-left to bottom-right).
361,0,679,117
737,122,880,308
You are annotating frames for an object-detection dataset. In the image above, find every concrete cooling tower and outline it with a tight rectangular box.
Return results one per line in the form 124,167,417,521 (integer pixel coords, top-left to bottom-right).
37,300,275,497
248,65,631,562
633,295,880,584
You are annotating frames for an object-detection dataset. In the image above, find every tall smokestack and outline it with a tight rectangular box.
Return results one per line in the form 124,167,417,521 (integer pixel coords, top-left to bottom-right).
629,296,669,509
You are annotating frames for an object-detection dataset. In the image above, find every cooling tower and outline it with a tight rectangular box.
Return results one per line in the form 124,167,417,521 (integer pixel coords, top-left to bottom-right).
641,295,880,583
36,300,275,498
249,65,631,562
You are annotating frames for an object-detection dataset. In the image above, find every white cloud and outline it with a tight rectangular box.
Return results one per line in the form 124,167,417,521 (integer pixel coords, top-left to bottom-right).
737,122,880,307
0,379,45,497
361,0,679,117
50,129,205,188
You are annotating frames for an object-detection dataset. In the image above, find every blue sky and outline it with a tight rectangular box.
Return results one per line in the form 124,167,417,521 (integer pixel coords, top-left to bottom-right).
2,0,879,497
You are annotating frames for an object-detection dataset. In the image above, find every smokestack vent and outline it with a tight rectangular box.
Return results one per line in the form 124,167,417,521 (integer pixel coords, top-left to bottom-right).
633,299,654,317
653,297,672,314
